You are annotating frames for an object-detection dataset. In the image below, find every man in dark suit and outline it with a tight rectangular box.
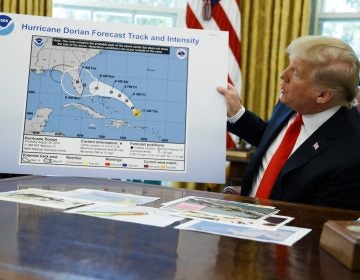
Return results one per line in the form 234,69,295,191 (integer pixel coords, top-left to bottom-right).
217,35,360,210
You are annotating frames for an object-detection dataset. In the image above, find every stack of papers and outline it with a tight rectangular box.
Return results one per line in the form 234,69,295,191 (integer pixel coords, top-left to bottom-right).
160,196,311,246
0,188,182,227
0,189,311,245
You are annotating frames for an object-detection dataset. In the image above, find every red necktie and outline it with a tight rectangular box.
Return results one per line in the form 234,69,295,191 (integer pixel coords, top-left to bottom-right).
255,114,303,199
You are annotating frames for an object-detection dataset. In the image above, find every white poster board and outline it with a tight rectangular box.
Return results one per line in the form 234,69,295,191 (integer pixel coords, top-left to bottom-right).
0,13,228,183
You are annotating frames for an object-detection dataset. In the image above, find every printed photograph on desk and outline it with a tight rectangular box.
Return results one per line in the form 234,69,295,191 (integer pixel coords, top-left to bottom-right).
161,196,279,224
53,188,159,206
65,204,184,227
252,215,294,231
175,220,311,246
0,188,91,209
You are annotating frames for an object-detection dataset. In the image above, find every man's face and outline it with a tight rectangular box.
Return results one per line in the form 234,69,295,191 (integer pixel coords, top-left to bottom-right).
279,57,321,114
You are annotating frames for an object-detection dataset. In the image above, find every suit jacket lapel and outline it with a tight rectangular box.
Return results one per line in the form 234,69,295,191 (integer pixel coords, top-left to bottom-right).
280,107,347,176
281,135,328,174
259,109,294,152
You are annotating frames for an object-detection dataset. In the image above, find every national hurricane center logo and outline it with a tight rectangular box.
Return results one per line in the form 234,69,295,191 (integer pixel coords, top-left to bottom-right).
33,37,44,48
176,48,188,60
0,15,14,36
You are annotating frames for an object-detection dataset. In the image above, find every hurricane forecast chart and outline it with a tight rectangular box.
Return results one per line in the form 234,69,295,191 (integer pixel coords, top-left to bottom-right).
21,36,188,171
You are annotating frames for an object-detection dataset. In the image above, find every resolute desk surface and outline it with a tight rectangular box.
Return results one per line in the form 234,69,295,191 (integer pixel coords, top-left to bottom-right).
0,176,359,280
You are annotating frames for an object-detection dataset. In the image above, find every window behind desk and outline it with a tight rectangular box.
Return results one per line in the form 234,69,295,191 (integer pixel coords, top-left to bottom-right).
314,0,360,58
53,0,187,28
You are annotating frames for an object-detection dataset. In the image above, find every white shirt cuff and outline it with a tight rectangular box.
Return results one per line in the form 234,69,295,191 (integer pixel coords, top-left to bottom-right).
227,107,245,124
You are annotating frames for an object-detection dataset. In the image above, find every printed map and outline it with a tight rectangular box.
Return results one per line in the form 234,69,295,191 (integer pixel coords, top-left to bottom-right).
24,36,188,144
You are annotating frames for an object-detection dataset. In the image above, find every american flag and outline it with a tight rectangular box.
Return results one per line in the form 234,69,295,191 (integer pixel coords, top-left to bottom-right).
186,0,242,148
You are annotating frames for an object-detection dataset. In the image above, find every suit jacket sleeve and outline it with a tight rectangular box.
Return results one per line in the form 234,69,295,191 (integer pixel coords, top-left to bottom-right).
227,109,267,147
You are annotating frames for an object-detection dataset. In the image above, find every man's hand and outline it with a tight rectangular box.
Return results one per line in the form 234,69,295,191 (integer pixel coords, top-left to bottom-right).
217,83,243,117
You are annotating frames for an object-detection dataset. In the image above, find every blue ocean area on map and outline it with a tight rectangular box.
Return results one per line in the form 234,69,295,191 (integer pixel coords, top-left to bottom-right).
26,44,188,143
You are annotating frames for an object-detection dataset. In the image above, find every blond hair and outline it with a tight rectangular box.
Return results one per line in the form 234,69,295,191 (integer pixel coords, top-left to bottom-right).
286,35,360,106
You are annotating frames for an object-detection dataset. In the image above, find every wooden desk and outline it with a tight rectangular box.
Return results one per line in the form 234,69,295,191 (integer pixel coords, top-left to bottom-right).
0,176,359,280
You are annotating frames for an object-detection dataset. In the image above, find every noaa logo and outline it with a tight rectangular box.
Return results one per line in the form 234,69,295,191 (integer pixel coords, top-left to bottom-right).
176,48,187,60
0,15,14,36
33,37,44,47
